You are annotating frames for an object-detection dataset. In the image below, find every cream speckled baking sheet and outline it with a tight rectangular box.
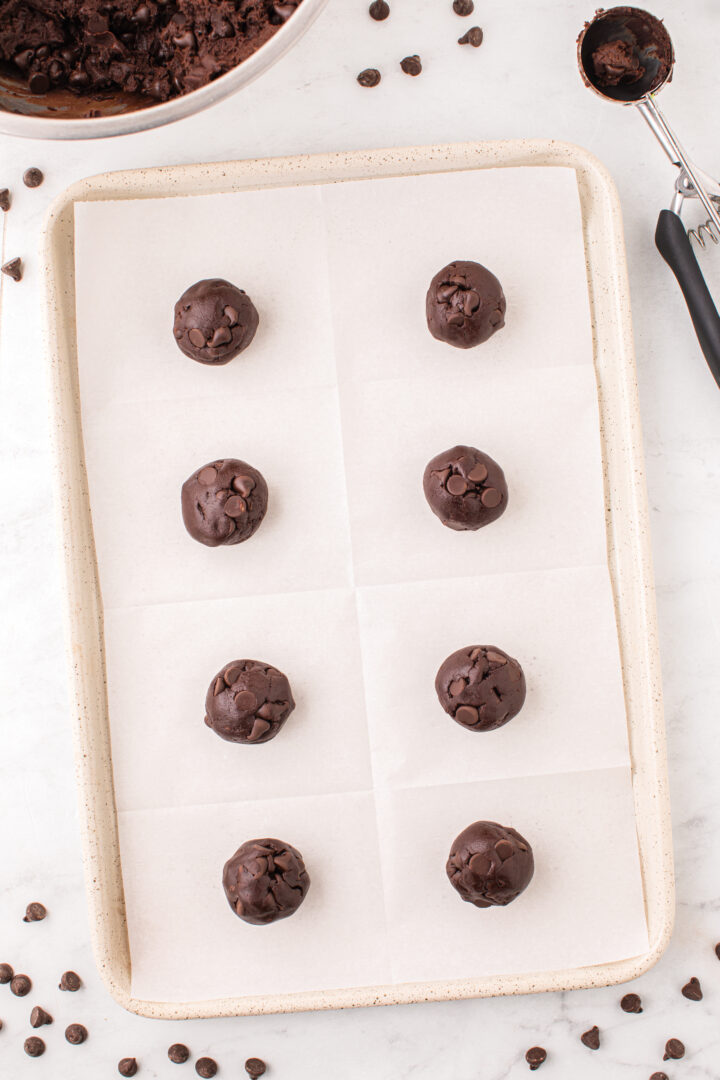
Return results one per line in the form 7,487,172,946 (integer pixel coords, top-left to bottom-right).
44,141,674,1018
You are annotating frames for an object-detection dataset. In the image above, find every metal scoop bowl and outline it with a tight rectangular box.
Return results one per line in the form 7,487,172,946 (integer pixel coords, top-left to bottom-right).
579,6,720,386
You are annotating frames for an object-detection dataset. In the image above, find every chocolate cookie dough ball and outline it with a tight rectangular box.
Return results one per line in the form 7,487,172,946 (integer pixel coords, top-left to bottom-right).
173,279,259,364
446,821,534,908
436,646,526,732
426,260,506,348
181,459,268,547
223,838,310,925
423,445,507,531
205,660,295,744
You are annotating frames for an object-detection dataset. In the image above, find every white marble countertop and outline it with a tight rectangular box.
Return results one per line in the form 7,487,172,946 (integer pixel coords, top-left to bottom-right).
1,1,719,1076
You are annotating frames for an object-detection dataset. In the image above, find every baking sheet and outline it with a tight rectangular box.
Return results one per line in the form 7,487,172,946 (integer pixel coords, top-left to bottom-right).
73,165,649,1003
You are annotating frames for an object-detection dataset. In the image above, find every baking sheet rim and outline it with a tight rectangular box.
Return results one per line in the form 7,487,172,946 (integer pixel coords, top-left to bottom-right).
43,138,674,1018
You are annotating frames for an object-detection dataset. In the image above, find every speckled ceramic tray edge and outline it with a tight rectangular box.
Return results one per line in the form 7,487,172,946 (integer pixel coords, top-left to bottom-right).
42,139,674,1019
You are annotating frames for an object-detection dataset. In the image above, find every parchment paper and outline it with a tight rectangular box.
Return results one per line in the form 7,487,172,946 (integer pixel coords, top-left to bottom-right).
74,165,649,1003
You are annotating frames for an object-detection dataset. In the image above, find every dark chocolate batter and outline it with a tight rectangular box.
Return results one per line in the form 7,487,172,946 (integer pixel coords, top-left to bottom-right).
205,659,295,744
0,1,302,104
435,645,526,732
446,820,534,908
223,837,310,925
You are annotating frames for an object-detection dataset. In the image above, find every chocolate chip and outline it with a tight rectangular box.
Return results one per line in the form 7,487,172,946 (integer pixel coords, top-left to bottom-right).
224,305,239,325
621,992,642,1012
455,704,479,726
0,189,10,212
197,466,218,485
245,1059,266,1079
448,677,466,696
59,970,82,991
1,258,23,282
23,902,47,923
224,663,244,686
188,328,206,349
0,963,13,983
649,1074,668,1080
10,974,31,996
23,167,44,188
453,0,474,12
467,462,488,483
247,717,272,742
28,72,50,94
525,1046,547,1070
581,1026,600,1050
446,474,468,496
195,1058,218,1078
119,1059,139,1077
24,1036,45,1057
232,475,255,497
494,839,515,860
30,1006,53,1027
357,68,381,87
481,487,502,508
663,1038,685,1060
168,1044,190,1063
400,55,422,76
459,26,484,46
369,0,389,18
65,1023,88,1044
682,976,702,1001
468,852,491,876
210,326,232,348
224,495,247,517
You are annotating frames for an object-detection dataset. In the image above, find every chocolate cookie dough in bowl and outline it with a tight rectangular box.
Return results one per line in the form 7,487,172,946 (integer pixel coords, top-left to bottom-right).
0,0,328,138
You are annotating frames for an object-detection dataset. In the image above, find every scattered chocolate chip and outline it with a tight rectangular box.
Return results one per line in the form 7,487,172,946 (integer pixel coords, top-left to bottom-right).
24,1036,45,1057
119,1058,139,1077
23,167,44,189
369,0,389,18
0,189,10,212
525,1047,547,1070
663,1038,685,1060
650,1074,669,1080
65,1023,88,1044
400,54,422,76
1,258,23,282
23,902,47,923
169,1044,190,1063
245,1059,266,1079
195,1058,218,1078
621,992,643,1013
30,1006,53,1027
453,0,474,12
357,68,381,87
10,974,31,996
0,963,13,983
682,976,702,1001
581,1026,600,1050
458,26,483,46
59,970,81,991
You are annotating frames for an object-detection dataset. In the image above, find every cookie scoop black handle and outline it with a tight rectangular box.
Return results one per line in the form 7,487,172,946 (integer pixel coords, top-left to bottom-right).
655,209,720,388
